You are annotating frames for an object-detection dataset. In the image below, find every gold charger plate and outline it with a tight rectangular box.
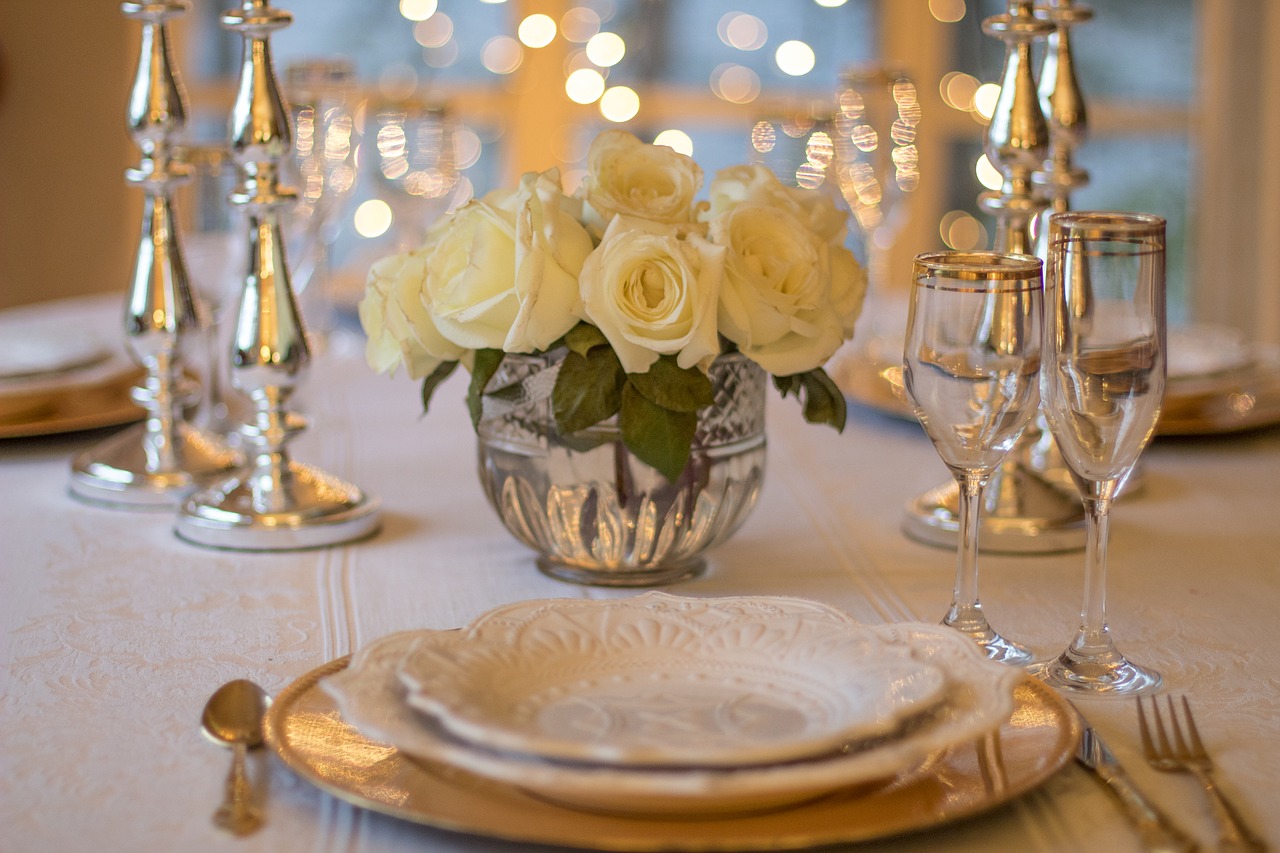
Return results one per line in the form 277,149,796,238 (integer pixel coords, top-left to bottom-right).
265,656,1079,852
0,367,144,440
832,349,1280,437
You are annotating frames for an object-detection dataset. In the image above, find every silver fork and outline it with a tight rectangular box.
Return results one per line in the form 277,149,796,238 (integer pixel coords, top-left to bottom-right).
1137,696,1268,852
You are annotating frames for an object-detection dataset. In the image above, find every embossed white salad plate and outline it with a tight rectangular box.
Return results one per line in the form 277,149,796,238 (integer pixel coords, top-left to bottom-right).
395,593,948,767
321,595,1025,816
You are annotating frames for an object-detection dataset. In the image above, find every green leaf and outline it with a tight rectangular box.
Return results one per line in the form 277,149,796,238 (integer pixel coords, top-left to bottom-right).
420,360,459,414
620,384,696,482
773,373,803,400
563,322,610,358
627,356,715,414
552,347,624,434
798,368,847,432
467,348,505,428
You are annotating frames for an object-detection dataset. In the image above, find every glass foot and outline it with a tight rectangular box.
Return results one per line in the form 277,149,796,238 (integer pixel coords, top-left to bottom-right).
1027,646,1162,696
942,612,1034,666
536,557,705,588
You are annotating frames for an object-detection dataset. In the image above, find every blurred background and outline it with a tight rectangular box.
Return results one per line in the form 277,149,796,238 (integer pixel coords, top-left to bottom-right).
1,0,1277,345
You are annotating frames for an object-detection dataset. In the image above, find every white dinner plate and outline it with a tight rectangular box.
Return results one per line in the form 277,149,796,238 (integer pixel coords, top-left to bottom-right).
395,593,948,768
322,604,1024,817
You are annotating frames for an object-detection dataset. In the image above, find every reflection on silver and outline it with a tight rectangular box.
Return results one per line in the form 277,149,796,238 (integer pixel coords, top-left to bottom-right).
70,1,243,509
175,0,379,550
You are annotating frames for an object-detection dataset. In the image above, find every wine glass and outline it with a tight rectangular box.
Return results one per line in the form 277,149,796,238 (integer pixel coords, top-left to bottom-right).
1029,211,1166,695
177,144,245,437
903,252,1044,664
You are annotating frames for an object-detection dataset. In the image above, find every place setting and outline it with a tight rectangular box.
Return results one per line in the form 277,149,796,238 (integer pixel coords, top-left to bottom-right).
263,592,1075,850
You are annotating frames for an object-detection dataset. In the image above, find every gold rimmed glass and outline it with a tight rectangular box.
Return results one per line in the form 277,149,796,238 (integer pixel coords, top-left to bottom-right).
1030,211,1166,695
903,252,1044,664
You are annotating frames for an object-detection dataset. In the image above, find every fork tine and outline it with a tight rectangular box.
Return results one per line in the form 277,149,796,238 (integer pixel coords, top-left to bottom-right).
1165,695,1191,759
1150,695,1175,757
1135,696,1157,758
1179,696,1209,758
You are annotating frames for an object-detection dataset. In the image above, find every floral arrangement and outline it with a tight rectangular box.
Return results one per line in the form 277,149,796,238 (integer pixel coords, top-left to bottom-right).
359,130,866,480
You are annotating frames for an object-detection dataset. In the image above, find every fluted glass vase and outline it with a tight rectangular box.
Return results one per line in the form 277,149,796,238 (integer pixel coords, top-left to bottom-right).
476,350,767,587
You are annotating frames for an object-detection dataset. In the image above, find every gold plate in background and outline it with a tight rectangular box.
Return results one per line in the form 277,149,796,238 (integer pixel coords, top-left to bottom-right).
265,657,1078,852
832,348,1280,438
0,367,144,440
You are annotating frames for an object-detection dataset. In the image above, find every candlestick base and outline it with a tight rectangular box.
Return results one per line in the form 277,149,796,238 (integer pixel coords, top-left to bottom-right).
70,422,242,509
902,460,1085,553
175,460,380,550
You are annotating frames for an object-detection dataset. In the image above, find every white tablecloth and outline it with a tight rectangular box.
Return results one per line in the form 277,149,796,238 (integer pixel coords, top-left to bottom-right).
3,324,1278,853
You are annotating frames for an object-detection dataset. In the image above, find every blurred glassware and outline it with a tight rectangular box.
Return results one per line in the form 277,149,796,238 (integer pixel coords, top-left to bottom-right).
284,58,363,331
325,99,463,315
175,144,245,438
370,99,460,245
834,66,921,293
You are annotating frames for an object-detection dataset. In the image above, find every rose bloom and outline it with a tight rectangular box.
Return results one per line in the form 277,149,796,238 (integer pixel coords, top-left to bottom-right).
581,130,703,229
578,216,723,375
705,164,848,245
425,168,594,353
359,245,465,379
710,204,850,376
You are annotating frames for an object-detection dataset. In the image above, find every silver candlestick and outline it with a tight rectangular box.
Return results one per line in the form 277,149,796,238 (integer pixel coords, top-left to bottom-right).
902,0,1086,553
175,0,380,549
70,0,242,509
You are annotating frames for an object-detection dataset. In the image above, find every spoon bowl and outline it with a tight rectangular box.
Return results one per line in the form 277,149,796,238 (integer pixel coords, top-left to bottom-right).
202,679,271,835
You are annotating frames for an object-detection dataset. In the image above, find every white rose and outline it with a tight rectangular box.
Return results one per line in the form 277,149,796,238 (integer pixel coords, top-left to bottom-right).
711,204,847,375
581,130,703,229
425,168,592,352
579,216,723,375
705,164,848,245
359,246,465,379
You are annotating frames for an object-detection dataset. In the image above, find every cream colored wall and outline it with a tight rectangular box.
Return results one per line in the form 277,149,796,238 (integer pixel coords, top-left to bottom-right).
0,5,140,311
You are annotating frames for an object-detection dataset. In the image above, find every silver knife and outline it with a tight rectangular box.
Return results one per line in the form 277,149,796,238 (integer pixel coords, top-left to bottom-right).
1075,721,1200,852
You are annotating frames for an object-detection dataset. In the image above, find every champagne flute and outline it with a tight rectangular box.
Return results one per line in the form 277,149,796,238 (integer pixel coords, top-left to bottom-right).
1029,211,1166,695
904,252,1044,664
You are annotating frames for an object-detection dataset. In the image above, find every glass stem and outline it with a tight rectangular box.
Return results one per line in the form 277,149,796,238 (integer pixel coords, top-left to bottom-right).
946,474,988,633
1074,489,1117,656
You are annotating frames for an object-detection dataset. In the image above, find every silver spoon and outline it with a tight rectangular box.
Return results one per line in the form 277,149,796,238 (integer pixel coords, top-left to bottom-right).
201,679,271,835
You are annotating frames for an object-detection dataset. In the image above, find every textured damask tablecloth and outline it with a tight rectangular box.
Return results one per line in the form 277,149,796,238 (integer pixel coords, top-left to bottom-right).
2,328,1278,853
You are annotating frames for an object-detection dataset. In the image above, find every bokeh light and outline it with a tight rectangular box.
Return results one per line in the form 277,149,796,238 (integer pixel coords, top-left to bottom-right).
976,154,1003,190
717,13,767,51
586,32,626,67
482,36,524,74
354,199,392,238
940,71,980,112
710,63,760,104
653,129,693,156
814,0,848,6
775,41,816,76
599,86,640,122
453,126,482,169
561,7,601,42
413,13,453,48
940,209,987,250
929,0,966,22
565,68,606,104
423,41,459,68
751,120,776,153
399,0,437,22
518,14,557,48
973,83,1000,120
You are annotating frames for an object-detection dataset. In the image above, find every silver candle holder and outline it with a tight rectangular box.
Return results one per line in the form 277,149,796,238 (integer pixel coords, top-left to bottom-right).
70,0,242,509
902,0,1086,553
175,0,380,550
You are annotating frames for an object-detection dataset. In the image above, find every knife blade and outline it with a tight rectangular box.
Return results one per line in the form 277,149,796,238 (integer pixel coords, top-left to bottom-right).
1074,720,1200,852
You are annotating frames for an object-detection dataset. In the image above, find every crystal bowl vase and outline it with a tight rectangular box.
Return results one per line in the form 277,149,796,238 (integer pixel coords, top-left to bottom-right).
476,350,767,587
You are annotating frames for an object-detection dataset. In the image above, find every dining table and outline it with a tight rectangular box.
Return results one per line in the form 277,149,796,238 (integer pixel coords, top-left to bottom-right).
2,297,1278,853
